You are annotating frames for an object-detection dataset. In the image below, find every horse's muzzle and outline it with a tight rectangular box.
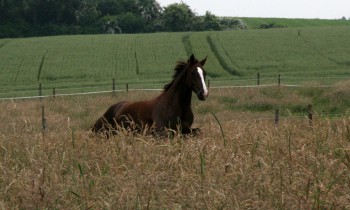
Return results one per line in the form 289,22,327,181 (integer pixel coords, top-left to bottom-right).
197,91,209,101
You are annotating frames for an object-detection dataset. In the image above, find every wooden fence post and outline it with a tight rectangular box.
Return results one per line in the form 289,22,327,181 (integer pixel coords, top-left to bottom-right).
126,83,129,93
112,78,116,97
257,73,260,86
39,83,42,101
278,74,281,87
42,104,47,131
53,88,56,99
308,104,313,127
207,80,210,89
274,109,279,127
135,52,139,75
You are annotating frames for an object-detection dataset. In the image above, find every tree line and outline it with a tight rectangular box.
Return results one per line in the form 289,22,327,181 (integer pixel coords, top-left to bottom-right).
0,0,246,38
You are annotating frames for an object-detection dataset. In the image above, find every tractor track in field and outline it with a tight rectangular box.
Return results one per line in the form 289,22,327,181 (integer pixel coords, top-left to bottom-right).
206,34,241,76
298,30,349,67
0,40,10,50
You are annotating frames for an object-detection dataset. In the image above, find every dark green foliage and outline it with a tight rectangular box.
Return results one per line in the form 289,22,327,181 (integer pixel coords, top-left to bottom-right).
259,23,287,29
0,0,238,38
203,11,221,31
2,1,350,38
162,3,195,32
117,12,144,33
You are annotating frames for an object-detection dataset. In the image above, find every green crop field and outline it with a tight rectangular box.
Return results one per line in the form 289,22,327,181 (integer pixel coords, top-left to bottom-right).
214,27,350,78
0,25,350,98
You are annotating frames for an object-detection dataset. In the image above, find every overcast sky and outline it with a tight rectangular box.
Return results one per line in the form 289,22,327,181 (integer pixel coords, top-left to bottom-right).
157,0,350,19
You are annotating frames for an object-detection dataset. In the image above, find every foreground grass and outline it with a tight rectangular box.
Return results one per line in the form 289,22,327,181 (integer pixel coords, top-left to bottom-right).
1,87,350,209
1,113,350,208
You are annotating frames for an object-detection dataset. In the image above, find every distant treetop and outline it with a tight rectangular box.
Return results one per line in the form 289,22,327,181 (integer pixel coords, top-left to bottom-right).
0,0,245,38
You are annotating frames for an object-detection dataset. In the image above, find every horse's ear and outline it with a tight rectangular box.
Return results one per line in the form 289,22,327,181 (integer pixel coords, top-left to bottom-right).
188,54,195,65
200,56,207,66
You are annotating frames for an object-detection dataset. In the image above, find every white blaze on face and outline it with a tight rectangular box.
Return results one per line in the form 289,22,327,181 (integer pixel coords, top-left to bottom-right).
197,67,209,99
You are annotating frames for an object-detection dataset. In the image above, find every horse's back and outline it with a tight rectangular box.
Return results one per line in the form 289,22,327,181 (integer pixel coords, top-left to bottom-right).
92,99,156,134
116,99,156,128
91,101,127,133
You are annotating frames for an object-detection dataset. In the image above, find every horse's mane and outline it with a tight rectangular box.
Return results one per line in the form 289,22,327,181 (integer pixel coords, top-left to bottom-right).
163,59,197,91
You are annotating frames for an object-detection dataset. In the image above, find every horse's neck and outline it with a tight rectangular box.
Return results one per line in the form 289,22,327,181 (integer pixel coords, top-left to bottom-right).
166,78,192,108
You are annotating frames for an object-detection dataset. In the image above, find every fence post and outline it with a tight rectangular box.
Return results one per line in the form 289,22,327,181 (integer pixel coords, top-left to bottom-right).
135,52,139,75
274,109,279,127
257,73,260,86
126,83,129,93
308,104,313,127
53,88,56,99
42,104,47,131
278,74,281,87
39,83,42,101
112,78,116,97
207,80,210,89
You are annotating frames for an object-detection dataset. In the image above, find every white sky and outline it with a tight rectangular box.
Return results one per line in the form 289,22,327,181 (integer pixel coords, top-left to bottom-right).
157,0,350,19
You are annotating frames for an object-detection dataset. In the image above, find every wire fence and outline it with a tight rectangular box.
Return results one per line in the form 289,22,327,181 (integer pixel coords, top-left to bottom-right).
0,84,306,101
2,73,350,101
1,74,350,131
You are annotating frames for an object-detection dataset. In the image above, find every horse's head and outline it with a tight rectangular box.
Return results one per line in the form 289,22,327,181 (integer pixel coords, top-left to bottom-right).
185,54,209,101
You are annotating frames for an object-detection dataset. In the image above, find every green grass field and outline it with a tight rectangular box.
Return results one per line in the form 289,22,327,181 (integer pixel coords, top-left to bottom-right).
0,25,350,98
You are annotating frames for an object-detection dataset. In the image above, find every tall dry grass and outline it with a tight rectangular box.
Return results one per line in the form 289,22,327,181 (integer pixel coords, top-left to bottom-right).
1,88,350,209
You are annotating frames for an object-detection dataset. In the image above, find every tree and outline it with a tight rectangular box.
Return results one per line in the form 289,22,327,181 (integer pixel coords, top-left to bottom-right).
137,0,162,23
219,18,248,30
97,0,139,16
75,0,98,26
97,0,122,16
117,12,144,33
0,0,5,23
0,0,229,38
162,3,195,32
202,11,220,31
100,15,121,34
17,0,79,25
56,0,81,24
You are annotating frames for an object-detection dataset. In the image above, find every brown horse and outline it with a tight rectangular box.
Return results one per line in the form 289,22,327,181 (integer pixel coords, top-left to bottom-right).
91,54,209,136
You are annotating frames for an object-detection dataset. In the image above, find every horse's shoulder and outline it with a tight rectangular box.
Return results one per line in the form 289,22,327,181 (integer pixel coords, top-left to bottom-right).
112,101,128,109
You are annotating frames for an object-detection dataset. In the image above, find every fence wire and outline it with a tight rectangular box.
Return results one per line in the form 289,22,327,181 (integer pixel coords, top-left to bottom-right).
0,83,338,101
0,74,349,101
1,81,349,126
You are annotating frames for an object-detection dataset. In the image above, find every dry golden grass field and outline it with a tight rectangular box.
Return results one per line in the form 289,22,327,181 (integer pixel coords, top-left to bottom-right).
1,85,350,209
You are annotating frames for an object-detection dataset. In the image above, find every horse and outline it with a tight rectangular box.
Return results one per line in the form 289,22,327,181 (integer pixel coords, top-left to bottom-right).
91,54,209,137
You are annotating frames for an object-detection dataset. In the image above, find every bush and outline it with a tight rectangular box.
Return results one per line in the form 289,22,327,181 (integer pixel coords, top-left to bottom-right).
219,18,247,30
117,12,145,33
259,23,286,29
0,20,30,38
